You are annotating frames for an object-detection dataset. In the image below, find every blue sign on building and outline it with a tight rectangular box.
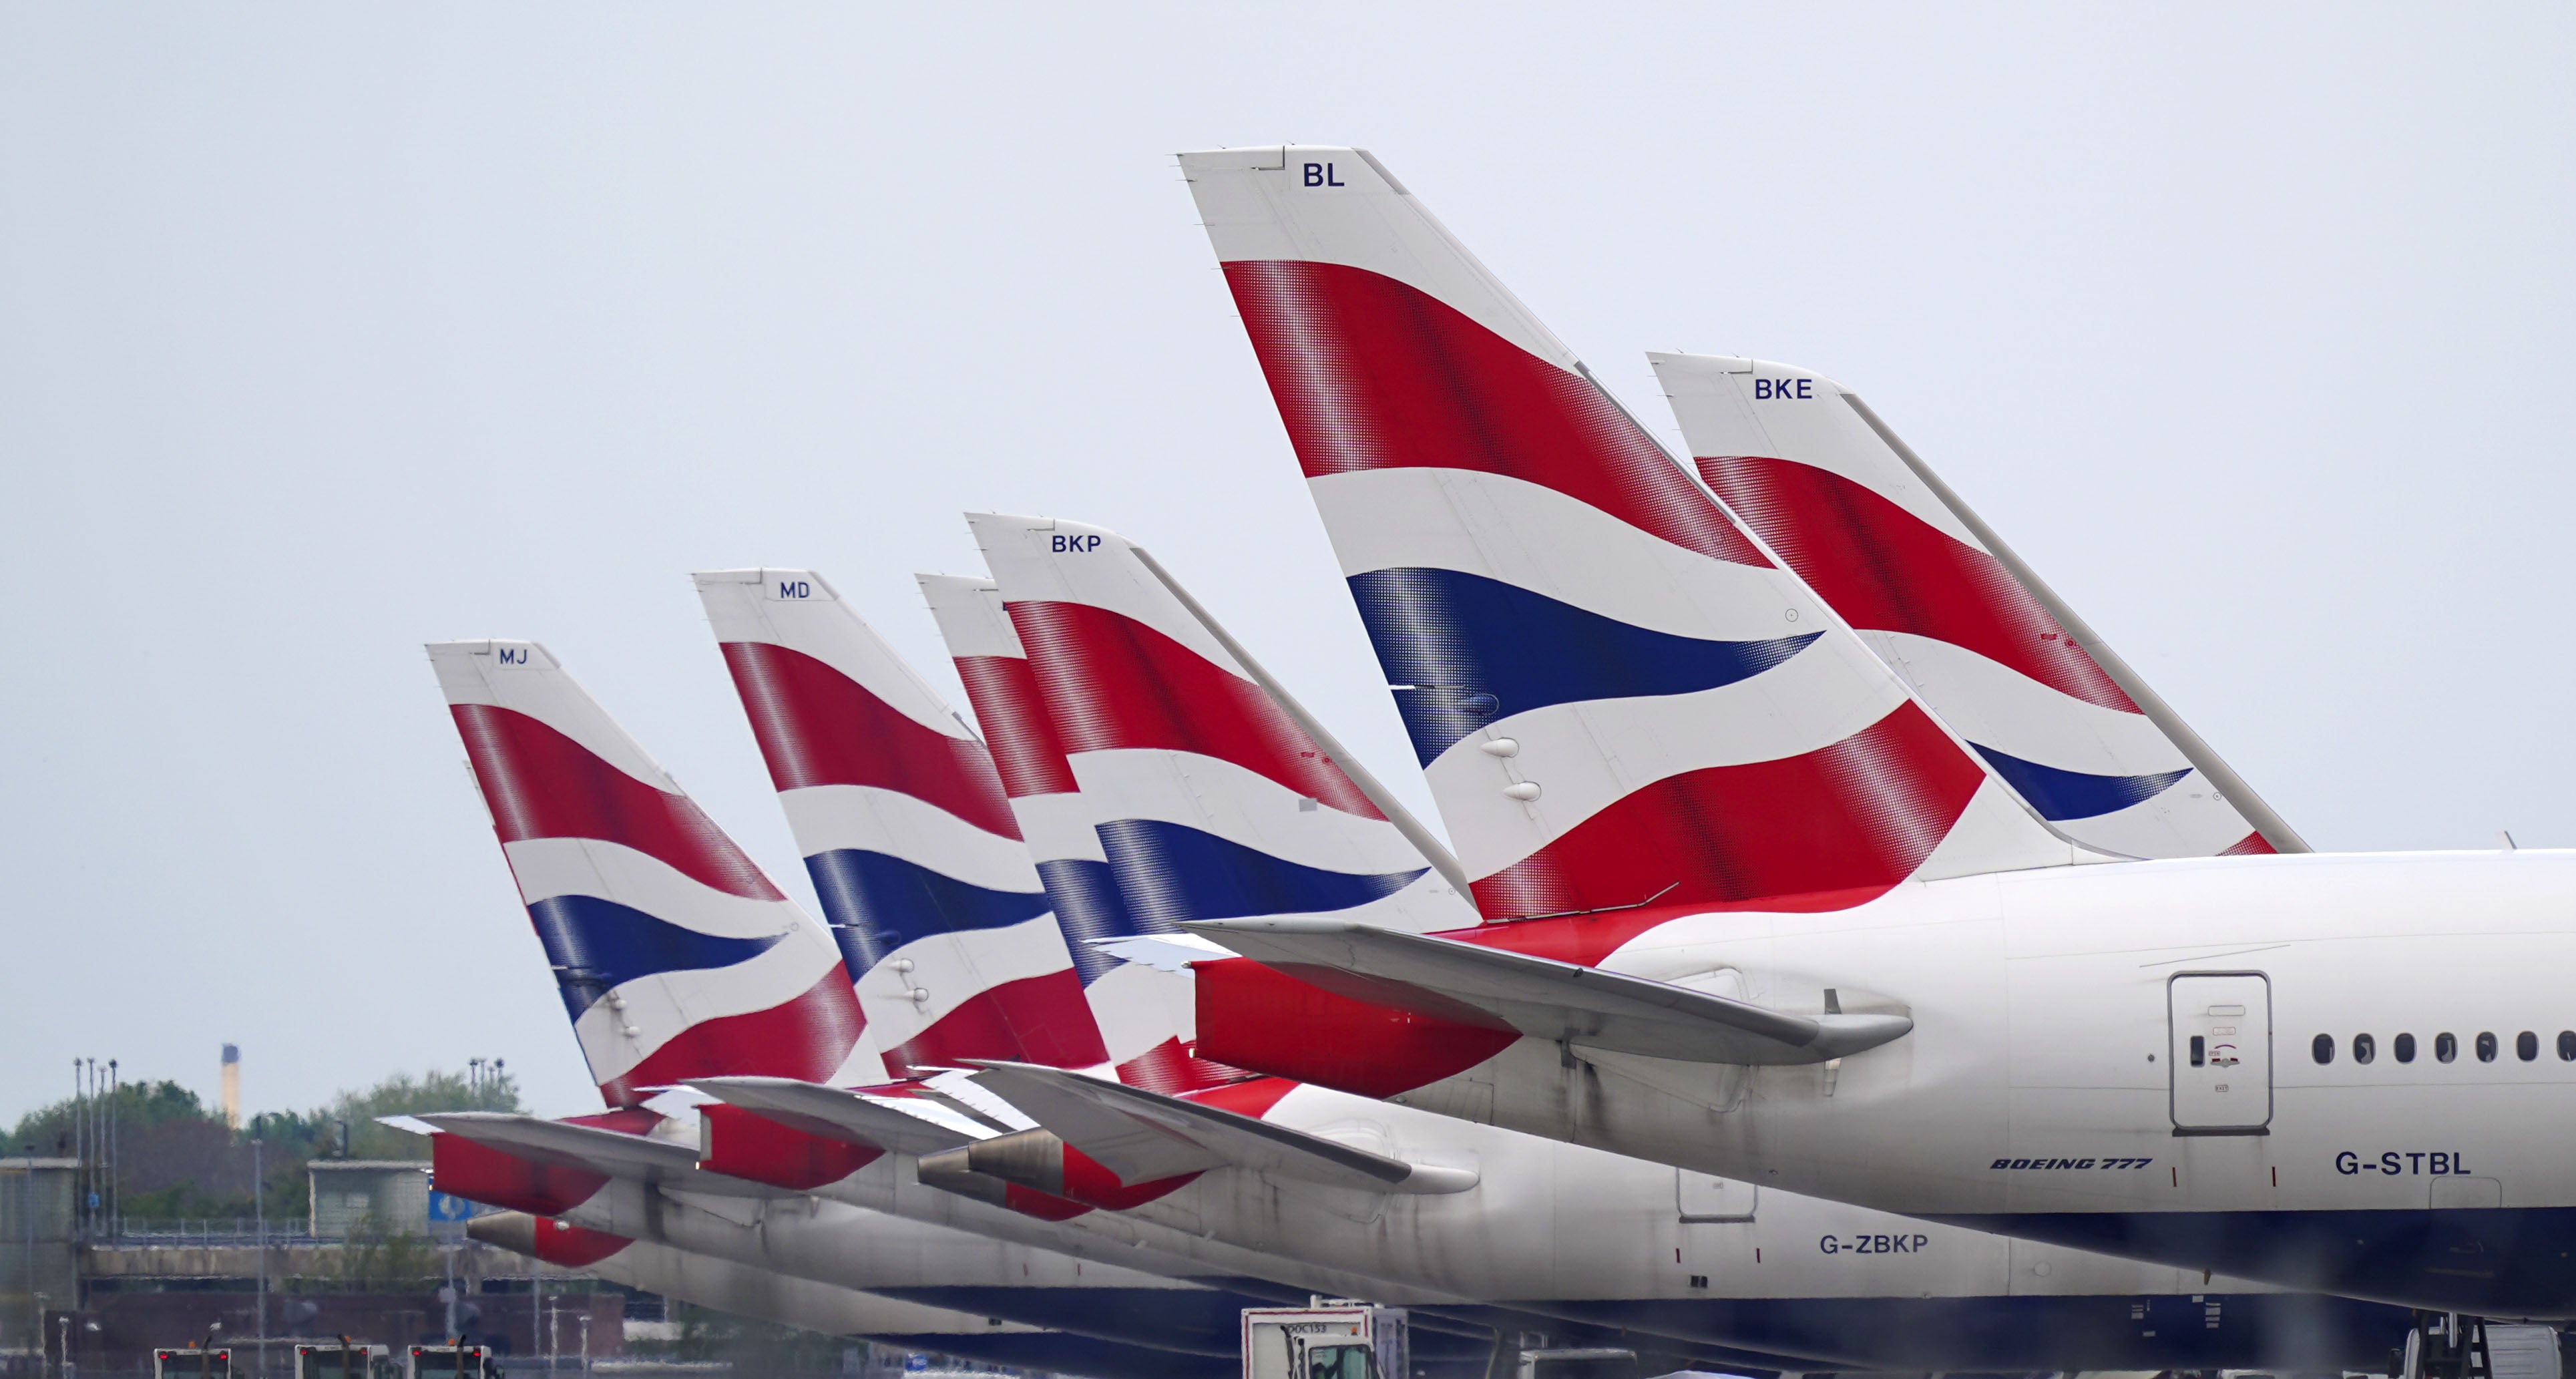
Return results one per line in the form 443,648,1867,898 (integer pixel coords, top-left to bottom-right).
427,1191,489,1223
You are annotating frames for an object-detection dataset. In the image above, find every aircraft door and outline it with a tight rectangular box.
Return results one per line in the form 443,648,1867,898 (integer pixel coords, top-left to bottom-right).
1676,1169,1755,1281
2169,972,2272,1133
1677,1169,1755,1221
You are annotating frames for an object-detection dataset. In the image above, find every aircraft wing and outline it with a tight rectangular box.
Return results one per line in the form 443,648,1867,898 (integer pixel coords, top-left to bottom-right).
960,1064,1223,1182
967,1061,1478,1195
1182,918,1910,1066
413,1113,780,1198
684,1076,985,1157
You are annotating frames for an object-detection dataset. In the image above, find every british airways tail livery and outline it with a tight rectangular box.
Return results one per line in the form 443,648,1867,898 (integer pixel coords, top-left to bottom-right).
1174,147,2094,923
1647,350,2300,860
965,512,1480,939
1175,146,2576,1321
694,569,1106,1076
916,572,1209,1091
428,639,878,1107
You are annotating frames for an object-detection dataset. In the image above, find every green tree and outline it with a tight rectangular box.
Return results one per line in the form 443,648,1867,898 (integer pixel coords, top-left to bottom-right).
325,1069,519,1161
4,1067,525,1223
9,1079,215,1157
339,1211,439,1292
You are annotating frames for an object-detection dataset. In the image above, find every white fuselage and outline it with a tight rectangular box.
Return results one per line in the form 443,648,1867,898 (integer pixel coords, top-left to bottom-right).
1353,848,2576,1316
642,1074,2414,1368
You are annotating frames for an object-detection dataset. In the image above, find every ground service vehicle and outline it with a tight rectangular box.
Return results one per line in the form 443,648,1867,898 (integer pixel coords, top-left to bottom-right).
152,1348,229,1379
1241,1304,1406,1379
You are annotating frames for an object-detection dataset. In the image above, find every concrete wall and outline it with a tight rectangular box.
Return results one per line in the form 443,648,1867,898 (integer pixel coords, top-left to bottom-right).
83,1244,341,1282
0,1159,80,1351
47,1290,626,1376
306,1165,430,1239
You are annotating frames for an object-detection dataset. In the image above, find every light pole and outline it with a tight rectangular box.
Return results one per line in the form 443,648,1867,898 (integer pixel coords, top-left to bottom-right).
530,1235,544,1374
441,1243,459,1341
105,1062,118,1241
57,1309,70,1379
69,1061,81,1241
23,1153,37,1361
82,1061,95,1238
252,1134,266,1377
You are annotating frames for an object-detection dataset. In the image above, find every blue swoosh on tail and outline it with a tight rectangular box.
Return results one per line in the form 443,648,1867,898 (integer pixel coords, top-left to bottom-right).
527,895,789,1021
1971,746,2193,821
803,848,1053,973
1034,856,1141,986
1096,818,1428,929
1348,566,1823,763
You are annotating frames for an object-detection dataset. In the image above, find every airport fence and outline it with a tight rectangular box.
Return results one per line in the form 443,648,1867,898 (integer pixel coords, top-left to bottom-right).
98,1221,328,1248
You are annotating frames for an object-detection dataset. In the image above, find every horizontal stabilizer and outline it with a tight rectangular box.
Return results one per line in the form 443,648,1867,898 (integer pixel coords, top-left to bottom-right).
1180,920,1910,1066
1086,932,1235,973
683,1076,985,1157
967,1061,1478,1195
413,1113,776,1198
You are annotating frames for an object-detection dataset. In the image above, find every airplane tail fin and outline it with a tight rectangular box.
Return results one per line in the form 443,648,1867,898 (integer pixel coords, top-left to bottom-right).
921,566,1283,1095
1178,147,2103,928
969,512,1478,938
693,569,1105,1076
1649,351,2300,859
428,640,871,1106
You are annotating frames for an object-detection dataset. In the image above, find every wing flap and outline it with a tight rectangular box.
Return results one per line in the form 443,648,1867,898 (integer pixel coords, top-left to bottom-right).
414,1113,779,1199
684,1076,984,1157
967,1061,1477,1195
1181,918,1910,1065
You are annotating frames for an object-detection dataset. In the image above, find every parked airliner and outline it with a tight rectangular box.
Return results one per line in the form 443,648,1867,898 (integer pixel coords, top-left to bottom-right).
1171,143,2576,1325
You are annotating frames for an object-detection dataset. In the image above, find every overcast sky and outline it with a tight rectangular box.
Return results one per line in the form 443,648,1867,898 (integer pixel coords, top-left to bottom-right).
3,5,2569,1125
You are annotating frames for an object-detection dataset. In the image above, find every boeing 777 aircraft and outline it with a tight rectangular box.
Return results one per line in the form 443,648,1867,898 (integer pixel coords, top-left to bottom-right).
1170,144,2576,1330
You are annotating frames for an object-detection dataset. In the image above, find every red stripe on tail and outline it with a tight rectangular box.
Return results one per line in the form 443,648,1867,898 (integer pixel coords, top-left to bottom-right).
883,968,1108,1076
1471,701,1988,922
1697,454,2140,713
720,640,1022,838
1224,259,1766,568
597,968,865,1107
951,654,1079,799
453,703,783,902
1008,600,1381,819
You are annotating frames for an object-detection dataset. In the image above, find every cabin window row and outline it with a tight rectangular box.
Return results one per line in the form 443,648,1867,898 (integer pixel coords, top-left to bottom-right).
2310,1030,2569,1065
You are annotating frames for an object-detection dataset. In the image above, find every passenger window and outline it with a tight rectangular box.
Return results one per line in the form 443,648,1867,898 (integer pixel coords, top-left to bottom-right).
2559,1031,2575,1061
2436,1032,2457,1062
2312,1034,2335,1064
2394,1033,2416,1063
2477,1032,2499,1062
2519,1031,2539,1062
2353,1032,2376,1064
